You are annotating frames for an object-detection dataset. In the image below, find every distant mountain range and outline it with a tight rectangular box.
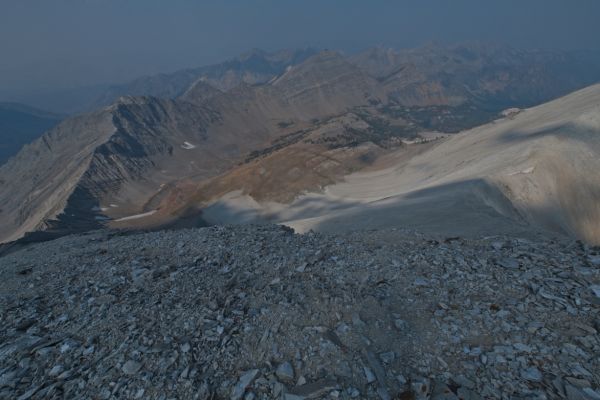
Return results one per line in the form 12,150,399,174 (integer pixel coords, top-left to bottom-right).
0,49,317,165
351,42,600,109
12,43,600,116
0,102,62,166
1,42,600,244
12,48,319,115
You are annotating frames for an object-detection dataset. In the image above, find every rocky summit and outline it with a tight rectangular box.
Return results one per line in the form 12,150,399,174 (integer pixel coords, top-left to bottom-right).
1,224,599,399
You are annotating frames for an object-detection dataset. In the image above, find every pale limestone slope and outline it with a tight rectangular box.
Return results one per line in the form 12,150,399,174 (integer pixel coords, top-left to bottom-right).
288,84,600,242
204,84,600,243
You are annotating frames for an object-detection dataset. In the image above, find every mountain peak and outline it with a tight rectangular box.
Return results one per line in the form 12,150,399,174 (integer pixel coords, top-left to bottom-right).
237,48,268,61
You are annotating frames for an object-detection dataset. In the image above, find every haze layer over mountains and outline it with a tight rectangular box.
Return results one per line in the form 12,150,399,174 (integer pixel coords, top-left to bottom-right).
1,43,600,245
0,103,62,166
2,2,600,394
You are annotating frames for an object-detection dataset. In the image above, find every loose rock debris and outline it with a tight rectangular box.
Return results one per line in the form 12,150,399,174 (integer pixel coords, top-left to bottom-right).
0,225,599,399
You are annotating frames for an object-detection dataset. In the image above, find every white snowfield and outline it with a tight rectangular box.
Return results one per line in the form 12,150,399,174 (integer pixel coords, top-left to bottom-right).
204,84,600,244
114,210,157,222
181,141,196,150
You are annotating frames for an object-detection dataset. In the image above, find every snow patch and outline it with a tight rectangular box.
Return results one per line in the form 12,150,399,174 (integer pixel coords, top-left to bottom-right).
508,166,535,176
271,65,294,85
501,108,521,118
114,210,157,222
181,141,196,150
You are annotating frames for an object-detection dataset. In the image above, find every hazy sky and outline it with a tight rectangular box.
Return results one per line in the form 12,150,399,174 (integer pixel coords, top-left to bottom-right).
1,0,600,99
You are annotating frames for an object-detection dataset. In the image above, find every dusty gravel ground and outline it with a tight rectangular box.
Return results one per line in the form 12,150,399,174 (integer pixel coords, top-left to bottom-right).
0,224,599,399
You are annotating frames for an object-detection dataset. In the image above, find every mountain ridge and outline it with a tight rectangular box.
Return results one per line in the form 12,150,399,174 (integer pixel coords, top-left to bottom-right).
9,48,319,115
0,50,382,243
2,44,600,244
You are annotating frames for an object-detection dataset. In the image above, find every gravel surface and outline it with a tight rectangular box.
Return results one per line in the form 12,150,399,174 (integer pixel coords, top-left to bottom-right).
0,224,599,399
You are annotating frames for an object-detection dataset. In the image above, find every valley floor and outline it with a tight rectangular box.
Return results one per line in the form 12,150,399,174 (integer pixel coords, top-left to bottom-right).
1,225,599,399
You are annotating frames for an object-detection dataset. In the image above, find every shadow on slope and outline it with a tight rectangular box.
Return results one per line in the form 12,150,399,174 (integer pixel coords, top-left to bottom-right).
496,117,600,147
307,179,556,240
198,192,365,227
0,185,105,256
